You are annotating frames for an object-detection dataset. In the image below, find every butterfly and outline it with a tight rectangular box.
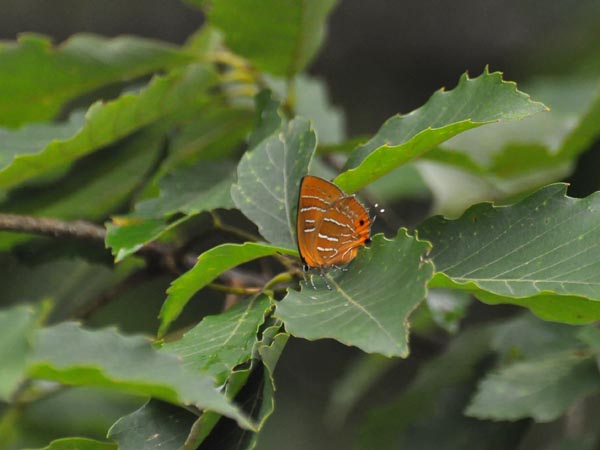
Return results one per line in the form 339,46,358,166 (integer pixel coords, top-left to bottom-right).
296,175,372,276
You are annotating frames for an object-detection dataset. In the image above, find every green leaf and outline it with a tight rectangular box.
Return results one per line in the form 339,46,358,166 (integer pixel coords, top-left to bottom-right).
163,295,272,384
28,322,252,429
276,230,433,357
0,63,216,190
108,400,197,450
255,325,289,426
418,78,600,215
558,81,600,160
0,127,163,250
158,242,297,337
165,106,254,171
356,325,497,450
182,323,289,449
334,69,548,193
420,184,600,323
0,33,192,128
466,351,600,422
247,90,285,149
136,160,236,219
491,314,582,360
326,353,397,426
106,159,237,261
0,305,36,401
106,105,253,262
578,326,600,351
105,219,166,262
23,437,117,450
365,163,430,204
0,254,139,320
425,289,470,334
231,117,316,248
266,74,345,144
209,0,338,76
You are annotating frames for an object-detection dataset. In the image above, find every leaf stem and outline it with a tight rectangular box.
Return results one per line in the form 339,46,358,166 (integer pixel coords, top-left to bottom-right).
208,282,262,295
210,211,260,242
282,77,296,118
264,271,294,292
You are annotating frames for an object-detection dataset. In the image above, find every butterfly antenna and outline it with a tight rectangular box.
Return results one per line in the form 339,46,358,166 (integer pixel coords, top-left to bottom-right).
369,203,386,227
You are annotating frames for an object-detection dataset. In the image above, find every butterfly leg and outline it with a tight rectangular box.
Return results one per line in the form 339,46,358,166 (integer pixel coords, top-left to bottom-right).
332,264,348,272
309,273,318,290
319,270,333,290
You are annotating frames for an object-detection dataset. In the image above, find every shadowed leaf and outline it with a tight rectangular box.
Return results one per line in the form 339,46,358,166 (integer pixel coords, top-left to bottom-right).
0,305,36,401
466,351,600,422
108,400,197,450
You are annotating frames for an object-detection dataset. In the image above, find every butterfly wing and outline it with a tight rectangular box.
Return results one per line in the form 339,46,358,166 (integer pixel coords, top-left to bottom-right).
297,176,346,268
314,195,371,267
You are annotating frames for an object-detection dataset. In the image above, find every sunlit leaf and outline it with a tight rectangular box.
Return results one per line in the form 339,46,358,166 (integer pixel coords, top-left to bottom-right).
28,322,252,429
418,78,600,215
209,0,338,76
335,69,547,193
420,184,600,323
276,230,433,357
231,117,316,248
0,33,192,127
158,243,297,337
23,437,117,450
0,64,216,190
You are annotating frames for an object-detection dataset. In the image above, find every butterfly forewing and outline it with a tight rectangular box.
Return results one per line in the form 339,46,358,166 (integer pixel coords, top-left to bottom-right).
297,175,371,270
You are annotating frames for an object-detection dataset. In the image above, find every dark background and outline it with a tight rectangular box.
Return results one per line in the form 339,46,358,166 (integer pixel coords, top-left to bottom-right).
2,1,599,448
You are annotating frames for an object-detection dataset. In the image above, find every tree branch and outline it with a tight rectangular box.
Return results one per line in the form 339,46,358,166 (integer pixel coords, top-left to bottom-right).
0,213,178,272
0,213,105,241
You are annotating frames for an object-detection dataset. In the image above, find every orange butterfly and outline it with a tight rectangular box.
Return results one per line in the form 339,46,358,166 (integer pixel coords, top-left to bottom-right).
296,175,371,275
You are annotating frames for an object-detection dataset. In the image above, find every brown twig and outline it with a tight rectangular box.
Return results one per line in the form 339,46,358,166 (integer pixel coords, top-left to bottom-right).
0,213,105,241
0,213,178,272
0,213,290,318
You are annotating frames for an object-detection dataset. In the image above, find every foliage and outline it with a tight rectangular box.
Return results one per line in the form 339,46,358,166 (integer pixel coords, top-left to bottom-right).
1,2,599,450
